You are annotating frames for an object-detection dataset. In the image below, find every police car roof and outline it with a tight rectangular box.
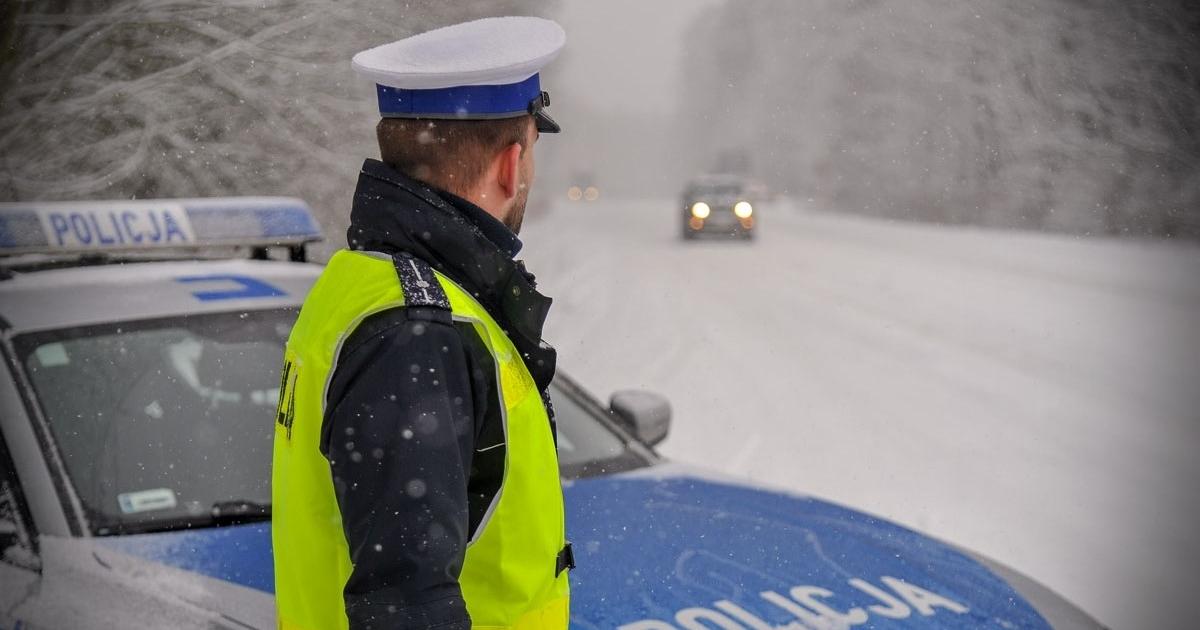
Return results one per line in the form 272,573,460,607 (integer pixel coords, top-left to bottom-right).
0,197,321,257
0,258,319,335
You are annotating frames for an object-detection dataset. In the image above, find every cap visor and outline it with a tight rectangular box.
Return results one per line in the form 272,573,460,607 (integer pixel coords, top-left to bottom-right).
535,110,560,133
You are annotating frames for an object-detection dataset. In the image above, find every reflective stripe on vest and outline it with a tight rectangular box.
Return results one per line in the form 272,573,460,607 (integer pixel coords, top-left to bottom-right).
272,250,569,629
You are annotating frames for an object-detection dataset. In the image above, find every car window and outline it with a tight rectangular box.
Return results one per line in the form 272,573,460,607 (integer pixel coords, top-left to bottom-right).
14,310,295,535
550,380,656,480
552,385,627,468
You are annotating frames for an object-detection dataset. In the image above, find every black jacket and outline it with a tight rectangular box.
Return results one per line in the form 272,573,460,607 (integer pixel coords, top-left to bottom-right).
320,160,557,629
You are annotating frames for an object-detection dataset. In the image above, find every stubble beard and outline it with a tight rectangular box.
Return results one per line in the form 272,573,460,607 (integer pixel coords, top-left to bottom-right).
505,188,528,234
504,165,531,234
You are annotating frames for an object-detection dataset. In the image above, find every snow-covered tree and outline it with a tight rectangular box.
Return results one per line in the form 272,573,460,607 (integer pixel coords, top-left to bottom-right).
0,0,553,251
679,0,1200,239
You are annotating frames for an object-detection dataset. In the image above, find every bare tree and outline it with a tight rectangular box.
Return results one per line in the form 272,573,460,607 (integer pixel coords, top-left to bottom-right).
0,0,554,247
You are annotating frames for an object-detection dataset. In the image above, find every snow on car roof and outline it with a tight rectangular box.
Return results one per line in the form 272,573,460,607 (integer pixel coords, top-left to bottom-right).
0,258,320,335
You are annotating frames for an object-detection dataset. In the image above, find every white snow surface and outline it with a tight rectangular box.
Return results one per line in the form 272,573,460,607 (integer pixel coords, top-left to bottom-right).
522,198,1200,630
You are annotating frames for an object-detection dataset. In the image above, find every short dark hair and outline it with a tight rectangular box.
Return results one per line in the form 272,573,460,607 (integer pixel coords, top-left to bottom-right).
376,116,532,195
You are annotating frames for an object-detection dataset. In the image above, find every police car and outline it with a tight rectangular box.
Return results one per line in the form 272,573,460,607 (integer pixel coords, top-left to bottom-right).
682,175,757,240
0,199,1103,629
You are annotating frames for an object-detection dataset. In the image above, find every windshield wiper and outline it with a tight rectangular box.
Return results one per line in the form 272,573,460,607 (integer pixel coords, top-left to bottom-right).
92,500,272,536
210,500,271,526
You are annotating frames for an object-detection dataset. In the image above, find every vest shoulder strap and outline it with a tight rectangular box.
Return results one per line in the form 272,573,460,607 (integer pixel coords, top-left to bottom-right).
392,251,451,310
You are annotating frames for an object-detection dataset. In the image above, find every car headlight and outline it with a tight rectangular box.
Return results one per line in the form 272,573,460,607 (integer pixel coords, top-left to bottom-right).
691,202,711,219
734,201,753,218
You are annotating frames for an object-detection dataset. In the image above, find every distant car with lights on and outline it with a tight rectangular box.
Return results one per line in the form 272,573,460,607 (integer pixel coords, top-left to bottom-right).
566,170,600,202
0,199,1104,630
682,174,757,240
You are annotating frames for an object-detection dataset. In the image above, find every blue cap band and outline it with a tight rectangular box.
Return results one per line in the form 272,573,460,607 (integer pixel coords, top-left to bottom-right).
376,73,541,119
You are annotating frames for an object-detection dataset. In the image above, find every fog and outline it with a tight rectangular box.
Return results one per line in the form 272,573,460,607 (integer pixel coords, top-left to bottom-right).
544,1,1200,239
676,1,1200,239
536,0,720,202
3,1,1196,239
2,2,1199,629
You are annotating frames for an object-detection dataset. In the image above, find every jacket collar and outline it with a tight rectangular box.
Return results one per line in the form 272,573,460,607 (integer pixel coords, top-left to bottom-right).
347,159,556,390
439,188,523,259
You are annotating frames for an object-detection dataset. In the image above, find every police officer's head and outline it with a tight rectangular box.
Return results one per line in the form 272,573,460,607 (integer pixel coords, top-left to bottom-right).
352,17,565,235
376,116,538,233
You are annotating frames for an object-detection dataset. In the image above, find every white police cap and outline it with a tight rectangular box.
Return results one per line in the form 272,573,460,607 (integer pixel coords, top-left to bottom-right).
352,17,565,133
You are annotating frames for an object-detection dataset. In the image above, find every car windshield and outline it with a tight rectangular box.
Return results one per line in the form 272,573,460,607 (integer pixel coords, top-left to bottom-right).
14,310,649,534
691,183,743,198
15,310,295,534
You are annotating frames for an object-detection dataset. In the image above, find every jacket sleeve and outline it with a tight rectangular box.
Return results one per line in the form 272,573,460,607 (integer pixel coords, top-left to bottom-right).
322,306,477,630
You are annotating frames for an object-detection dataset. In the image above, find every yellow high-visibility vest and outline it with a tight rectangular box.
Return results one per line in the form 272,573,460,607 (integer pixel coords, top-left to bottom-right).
272,249,569,630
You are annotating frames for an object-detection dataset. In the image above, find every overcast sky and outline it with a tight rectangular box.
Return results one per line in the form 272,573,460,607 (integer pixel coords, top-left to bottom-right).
555,0,722,116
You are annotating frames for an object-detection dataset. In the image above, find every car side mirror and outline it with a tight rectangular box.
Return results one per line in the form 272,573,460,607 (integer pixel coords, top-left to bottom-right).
609,390,671,447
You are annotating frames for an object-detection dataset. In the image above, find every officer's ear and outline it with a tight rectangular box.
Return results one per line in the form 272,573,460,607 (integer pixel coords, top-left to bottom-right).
495,141,524,201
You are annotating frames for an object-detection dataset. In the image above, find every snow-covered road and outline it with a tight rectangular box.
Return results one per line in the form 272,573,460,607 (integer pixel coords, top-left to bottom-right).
522,198,1200,630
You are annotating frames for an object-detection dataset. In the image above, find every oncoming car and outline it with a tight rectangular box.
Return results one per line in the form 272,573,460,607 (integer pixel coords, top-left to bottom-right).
567,170,601,202
0,200,1104,629
681,175,757,240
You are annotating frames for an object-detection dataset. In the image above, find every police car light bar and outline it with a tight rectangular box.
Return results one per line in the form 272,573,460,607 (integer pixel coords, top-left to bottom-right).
0,197,322,256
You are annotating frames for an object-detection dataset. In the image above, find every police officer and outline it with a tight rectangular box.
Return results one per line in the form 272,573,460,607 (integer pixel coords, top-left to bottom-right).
272,17,571,630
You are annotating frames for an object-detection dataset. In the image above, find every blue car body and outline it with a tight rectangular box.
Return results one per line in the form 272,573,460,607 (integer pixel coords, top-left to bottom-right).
98,465,1052,629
